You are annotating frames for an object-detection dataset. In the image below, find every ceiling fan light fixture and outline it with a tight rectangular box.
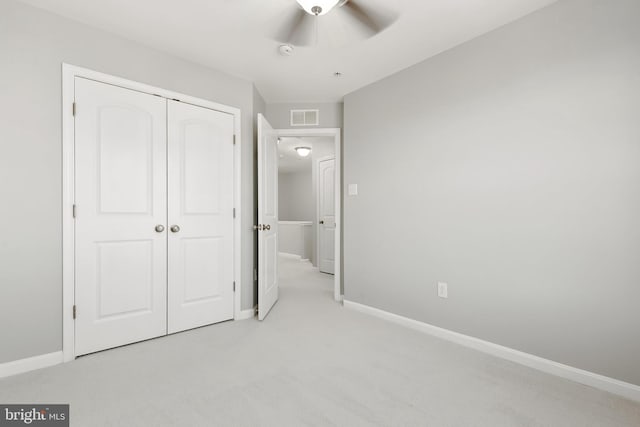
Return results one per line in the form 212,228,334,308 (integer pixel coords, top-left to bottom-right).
295,147,312,157
295,0,340,16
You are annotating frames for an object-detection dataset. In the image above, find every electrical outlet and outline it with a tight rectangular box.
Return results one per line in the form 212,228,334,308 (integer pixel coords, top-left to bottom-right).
438,282,448,299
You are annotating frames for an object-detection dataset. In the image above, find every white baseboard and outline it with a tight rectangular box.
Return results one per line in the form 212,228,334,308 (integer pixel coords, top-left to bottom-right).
236,305,257,320
279,252,301,259
343,300,640,402
0,351,63,379
279,252,314,264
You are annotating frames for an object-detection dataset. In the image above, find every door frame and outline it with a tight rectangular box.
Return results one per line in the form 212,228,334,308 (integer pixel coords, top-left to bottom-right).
275,128,342,301
62,64,243,362
316,155,336,275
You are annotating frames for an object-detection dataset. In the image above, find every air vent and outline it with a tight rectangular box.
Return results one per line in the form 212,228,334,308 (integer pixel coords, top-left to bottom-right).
290,109,319,126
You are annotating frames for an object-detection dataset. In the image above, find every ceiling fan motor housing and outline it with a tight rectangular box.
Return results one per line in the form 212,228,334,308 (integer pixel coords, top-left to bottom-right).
296,0,340,16
285,0,396,46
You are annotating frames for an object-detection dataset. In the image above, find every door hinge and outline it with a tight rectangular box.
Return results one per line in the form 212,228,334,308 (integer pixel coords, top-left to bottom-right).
233,281,236,292
233,208,236,218
73,305,76,319
72,102,76,117
72,204,76,218
233,135,236,145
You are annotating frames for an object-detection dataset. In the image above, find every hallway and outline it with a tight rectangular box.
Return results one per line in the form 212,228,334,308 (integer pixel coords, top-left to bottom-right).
273,254,336,317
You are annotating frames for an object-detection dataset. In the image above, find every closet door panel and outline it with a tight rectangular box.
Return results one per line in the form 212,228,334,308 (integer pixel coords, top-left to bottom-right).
167,100,235,333
74,77,167,356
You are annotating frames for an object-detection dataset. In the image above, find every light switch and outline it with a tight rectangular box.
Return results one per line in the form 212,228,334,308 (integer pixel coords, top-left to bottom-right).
348,184,358,196
438,282,448,299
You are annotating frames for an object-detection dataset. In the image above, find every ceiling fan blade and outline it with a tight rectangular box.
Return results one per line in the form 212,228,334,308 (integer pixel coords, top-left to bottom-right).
274,7,316,47
339,0,397,37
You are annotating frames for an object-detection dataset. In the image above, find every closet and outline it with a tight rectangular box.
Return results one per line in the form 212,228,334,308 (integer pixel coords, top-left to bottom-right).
73,77,235,356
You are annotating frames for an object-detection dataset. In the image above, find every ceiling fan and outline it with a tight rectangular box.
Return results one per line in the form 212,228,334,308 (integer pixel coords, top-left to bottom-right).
275,0,398,47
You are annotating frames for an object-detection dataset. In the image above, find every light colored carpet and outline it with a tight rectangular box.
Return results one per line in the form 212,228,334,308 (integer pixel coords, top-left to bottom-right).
1,255,639,426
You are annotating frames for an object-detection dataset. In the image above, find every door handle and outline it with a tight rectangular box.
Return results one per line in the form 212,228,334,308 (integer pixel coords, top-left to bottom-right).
264,224,271,231
155,225,165,233
319,220,324,225
170,225,181,233
254,225,262,231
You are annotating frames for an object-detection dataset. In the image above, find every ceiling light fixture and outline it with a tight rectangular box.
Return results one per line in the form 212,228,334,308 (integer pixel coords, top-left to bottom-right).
295,147,312,157
295,0,340,16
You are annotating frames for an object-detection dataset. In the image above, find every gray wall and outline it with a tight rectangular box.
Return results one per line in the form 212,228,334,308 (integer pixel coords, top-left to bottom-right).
0,0,259,363
266,102,343,129
279,171,314,222
343,0,640,386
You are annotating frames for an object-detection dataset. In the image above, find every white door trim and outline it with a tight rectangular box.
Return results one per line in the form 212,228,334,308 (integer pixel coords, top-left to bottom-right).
62,63,242,362
275,128,342,301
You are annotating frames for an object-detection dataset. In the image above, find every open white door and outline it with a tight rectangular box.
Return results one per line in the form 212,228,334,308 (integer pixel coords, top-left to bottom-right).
257,114,279,320
318,157,336,274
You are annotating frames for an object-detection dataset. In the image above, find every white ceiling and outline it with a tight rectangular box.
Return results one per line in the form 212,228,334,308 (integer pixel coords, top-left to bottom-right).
278,136,334,173
18,0,558,102
279,137,312,174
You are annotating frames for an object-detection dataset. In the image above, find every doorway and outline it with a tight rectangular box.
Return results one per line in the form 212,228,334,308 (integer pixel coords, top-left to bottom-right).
257,115,342,320
277,137,335,273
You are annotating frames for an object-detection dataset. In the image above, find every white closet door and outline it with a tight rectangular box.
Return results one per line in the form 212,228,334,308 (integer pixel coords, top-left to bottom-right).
167,100,235,334
75,78,168,356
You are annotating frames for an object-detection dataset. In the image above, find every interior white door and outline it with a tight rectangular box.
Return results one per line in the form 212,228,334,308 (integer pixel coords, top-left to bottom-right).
257,114,279,320
318,158,336,274
74,77,168,356
167,100,235,334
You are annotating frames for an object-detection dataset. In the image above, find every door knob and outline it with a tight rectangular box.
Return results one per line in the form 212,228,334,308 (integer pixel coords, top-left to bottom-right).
264,224,271,231
254,225,262,231
319,220,324,225
155,225,165,233
170,225,181,233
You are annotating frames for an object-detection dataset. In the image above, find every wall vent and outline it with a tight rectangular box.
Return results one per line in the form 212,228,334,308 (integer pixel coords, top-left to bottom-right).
290,109,319,126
